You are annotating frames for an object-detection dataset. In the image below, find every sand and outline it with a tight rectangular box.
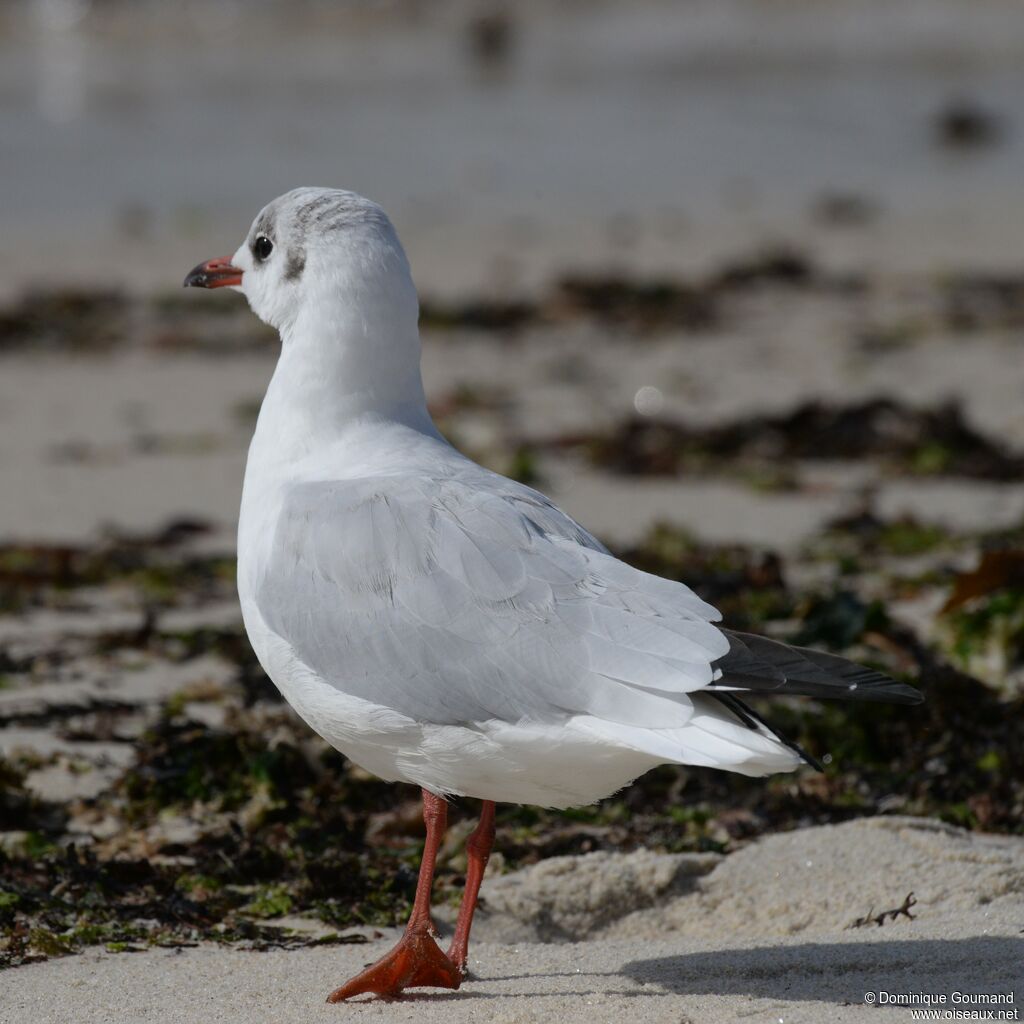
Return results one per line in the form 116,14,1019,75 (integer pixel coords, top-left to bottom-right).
3,817,1021,1024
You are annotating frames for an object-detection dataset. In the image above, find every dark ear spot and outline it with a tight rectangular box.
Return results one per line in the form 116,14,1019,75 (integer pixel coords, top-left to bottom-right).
284,247,306,282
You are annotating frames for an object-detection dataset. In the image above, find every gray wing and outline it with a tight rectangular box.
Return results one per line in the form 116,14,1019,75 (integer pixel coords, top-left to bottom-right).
255,472,730,729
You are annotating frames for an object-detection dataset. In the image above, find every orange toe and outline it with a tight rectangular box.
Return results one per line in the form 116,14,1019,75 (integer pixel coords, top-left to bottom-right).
326,929,462,1002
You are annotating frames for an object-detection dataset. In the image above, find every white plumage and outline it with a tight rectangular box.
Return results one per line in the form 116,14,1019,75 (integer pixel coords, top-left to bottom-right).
184,188,923,1002
221,187,804,808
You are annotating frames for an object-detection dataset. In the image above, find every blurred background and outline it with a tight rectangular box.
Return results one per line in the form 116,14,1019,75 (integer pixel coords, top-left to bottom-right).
1,0,1022,964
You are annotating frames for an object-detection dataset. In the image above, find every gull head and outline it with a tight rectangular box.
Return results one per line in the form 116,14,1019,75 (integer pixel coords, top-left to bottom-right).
184,187,418,337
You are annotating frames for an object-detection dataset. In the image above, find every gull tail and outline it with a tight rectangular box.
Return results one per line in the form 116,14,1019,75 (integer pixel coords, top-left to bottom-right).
706,690,825,771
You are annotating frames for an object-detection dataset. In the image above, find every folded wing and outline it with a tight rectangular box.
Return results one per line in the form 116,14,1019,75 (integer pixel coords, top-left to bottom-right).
256,472,730,730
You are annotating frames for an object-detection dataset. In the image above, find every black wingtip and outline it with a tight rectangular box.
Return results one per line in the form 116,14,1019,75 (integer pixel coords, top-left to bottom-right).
884,682,925,705
715,631,926,706
832,676,925,705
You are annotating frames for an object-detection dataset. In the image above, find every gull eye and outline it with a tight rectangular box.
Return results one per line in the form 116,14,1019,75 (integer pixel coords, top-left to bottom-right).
253,235,274,261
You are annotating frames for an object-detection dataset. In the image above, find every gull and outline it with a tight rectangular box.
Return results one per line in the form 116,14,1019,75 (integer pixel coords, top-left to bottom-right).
185,188,923,1002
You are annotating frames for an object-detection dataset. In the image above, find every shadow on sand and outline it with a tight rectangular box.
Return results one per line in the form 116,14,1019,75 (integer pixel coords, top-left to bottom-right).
621,936,1023,1005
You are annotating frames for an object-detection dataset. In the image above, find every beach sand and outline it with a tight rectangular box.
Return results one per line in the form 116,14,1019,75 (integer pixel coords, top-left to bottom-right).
3,817,1021,1024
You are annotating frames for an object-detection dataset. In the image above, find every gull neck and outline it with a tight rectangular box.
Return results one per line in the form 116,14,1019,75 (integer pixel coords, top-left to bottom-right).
250,308,436,470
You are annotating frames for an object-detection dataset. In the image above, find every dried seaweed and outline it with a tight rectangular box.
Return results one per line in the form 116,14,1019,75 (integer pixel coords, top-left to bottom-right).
848,892,917,929
556,399,1024,481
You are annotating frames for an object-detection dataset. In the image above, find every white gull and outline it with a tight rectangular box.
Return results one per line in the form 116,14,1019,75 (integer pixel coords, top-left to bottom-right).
185,187,922,1001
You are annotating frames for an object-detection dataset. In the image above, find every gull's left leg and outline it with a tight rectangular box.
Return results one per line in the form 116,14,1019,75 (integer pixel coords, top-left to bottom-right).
326,790,461,1002
447,800,496,975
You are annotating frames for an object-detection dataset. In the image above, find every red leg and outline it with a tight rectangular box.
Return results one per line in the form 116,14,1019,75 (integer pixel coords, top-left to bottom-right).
447,800,496,974
326,790,461,1002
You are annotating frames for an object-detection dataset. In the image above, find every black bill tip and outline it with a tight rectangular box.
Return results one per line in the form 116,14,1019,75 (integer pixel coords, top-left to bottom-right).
183,256,243,289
